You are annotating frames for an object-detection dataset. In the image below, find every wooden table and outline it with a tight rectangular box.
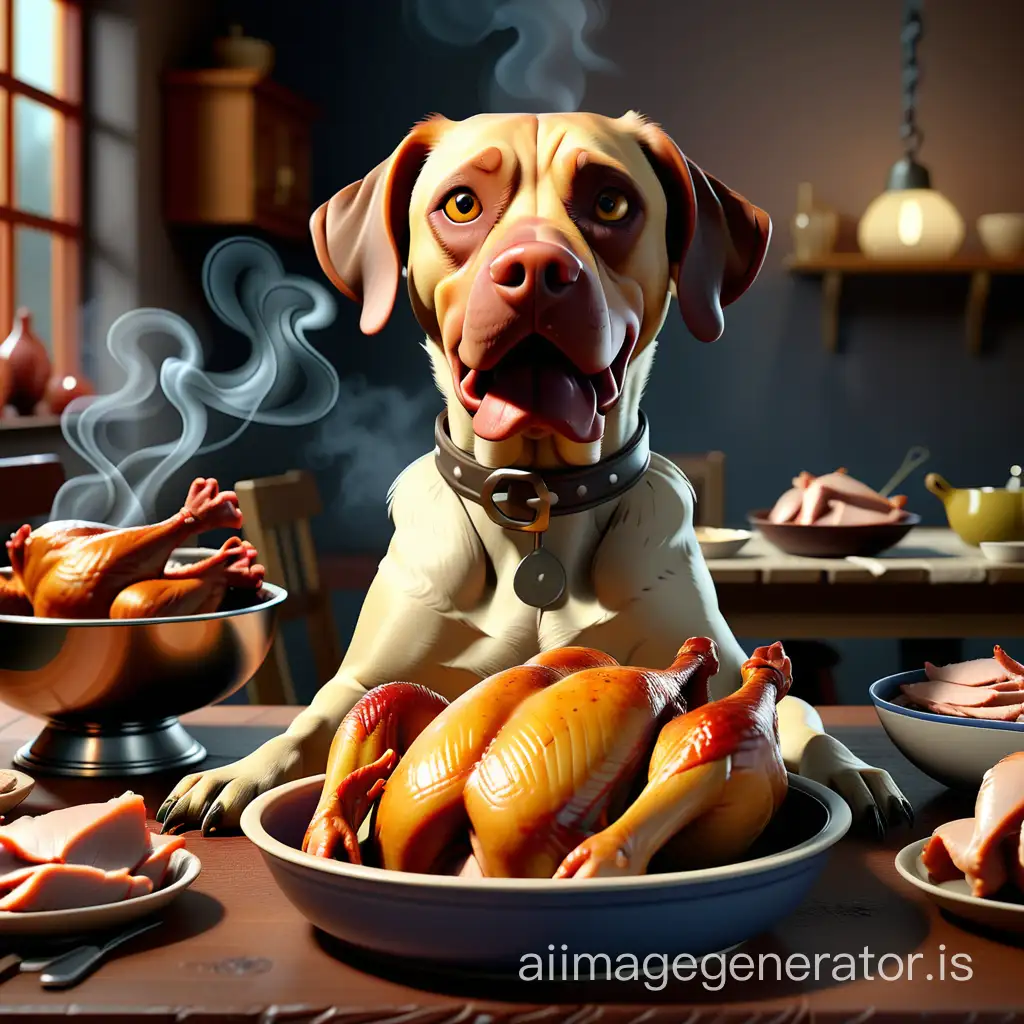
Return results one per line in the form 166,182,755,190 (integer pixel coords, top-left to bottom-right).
320,528,1024,640
1,703,1023,1020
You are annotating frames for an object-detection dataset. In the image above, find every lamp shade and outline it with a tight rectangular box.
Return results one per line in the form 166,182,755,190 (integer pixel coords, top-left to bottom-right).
857,188,965,260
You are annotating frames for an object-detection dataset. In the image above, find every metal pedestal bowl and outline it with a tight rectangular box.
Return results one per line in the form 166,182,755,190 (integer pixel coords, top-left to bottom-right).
0,549,286,777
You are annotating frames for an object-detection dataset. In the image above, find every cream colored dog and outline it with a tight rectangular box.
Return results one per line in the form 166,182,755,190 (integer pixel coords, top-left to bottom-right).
159,112,910,837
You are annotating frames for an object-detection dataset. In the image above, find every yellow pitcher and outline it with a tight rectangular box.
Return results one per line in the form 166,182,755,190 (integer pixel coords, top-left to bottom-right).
925,473,1024,545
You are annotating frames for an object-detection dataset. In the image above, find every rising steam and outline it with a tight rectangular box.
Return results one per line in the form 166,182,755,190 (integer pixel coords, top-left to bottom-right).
52,238,340,527
407,0,615,111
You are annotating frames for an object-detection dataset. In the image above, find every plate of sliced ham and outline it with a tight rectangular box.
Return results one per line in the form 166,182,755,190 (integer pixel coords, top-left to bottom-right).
750,467,918,557
0,791,200,934
871,647,1024,788
896,752,1024,935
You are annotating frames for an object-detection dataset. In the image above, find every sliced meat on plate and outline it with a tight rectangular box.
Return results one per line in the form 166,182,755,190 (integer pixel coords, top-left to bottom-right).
901,680,1024,708
132,833,185,888
0,864,135,912
922,817,976,883
963,752,1024,897
924,657,1013,687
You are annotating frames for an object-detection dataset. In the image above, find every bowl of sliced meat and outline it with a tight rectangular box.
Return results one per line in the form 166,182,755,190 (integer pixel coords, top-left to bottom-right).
750,467,918,558
870,646,1024,788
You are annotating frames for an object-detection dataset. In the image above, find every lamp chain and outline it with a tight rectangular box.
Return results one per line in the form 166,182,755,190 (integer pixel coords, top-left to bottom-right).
900,0,924,158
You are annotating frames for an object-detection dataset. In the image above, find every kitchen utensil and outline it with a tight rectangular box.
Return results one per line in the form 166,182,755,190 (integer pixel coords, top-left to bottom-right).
241,773,850,969
977,213,1024,259
748,510,919,558
0,549,284,777
878,445,930,497
694,527,752,560
925,473,1024,545
40,918,162,989
895,839,1024,936
0,849,200,936
0,770,34,815
870,670,1024,789
980,541,1024,564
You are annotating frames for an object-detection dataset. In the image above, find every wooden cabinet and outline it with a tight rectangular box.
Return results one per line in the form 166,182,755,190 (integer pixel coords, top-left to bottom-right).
163,69,317,240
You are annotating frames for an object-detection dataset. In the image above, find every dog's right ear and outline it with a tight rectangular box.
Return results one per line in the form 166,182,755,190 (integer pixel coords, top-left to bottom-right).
310,118,447,335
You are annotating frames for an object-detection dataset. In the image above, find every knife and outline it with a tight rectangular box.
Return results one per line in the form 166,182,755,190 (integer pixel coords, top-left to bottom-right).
39,918,163,989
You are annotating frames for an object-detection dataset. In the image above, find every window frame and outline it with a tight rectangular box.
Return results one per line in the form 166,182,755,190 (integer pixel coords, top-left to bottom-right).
0,0,82,376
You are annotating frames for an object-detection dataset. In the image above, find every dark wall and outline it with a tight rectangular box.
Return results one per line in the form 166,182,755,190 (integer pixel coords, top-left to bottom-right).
143,0,1024,700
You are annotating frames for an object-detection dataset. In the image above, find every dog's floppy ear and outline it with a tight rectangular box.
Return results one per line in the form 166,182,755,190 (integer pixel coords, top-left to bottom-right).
310,118,446,335
636,121,771,342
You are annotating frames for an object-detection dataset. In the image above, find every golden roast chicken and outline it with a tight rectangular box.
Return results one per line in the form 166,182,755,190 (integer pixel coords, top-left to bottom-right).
303,637,794,879
0,477,265,620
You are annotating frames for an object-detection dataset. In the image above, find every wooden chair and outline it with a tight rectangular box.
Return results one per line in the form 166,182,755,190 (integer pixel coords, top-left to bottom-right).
0,453,65,531
667,451,726,527
234,470,343,705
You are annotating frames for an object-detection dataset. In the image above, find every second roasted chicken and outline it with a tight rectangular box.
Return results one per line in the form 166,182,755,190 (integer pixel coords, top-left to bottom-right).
1,477,265,620
303,637,793,879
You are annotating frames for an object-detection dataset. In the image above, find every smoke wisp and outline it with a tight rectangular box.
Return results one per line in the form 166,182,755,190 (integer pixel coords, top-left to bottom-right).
52,237,341,527
407,0,615,111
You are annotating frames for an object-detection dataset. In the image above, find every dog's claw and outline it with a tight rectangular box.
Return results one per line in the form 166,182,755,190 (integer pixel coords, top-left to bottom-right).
201,803,224,836
155,798,173,824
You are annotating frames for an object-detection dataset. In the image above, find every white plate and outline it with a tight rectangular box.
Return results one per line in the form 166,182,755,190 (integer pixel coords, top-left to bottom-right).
895,838,1024,935
695,527,752,560
0,848,201,936
0,770,34,816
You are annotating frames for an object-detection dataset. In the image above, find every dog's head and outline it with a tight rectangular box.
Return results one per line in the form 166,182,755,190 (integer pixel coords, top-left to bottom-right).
312,112,770,464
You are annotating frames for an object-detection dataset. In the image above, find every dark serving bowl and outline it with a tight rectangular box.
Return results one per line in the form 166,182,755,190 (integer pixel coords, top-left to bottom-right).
748,510,920,558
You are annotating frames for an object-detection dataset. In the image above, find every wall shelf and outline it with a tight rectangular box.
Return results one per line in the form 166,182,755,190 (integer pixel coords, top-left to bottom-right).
785,253,1024,354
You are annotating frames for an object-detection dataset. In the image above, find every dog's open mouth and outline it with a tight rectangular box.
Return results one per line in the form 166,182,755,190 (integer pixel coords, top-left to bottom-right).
455,334,634,444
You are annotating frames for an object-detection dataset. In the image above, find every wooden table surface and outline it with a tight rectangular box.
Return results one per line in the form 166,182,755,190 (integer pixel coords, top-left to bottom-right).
0,703,1022,1021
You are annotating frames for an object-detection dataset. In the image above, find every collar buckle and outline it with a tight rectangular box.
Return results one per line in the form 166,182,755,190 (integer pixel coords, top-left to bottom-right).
479,468,552,533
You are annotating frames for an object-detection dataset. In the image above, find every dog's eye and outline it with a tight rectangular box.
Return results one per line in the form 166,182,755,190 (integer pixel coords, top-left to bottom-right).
442,190,483,224
594,188,630,223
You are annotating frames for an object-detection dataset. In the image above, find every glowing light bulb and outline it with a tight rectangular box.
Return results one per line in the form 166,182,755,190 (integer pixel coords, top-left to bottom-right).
62,375,77,390
858,187,964,260
896,198,924,246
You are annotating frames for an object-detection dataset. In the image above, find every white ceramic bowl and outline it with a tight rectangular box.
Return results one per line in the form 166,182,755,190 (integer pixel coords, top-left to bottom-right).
0,769,34,815
0,848,200,935
977,214,1024,260
241,773,851,969
870,670,1024,789
695,527,753,560
980,541,1024,564
895,838,1024,935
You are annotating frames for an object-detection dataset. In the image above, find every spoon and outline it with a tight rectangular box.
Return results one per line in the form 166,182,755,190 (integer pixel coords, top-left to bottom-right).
878,445,930,498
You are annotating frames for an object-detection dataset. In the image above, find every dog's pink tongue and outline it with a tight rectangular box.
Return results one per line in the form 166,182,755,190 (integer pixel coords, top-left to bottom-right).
473,362,599,443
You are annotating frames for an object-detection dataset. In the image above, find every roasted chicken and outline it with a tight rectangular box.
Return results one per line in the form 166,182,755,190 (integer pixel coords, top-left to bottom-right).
303,637,795,879
3,477,265,620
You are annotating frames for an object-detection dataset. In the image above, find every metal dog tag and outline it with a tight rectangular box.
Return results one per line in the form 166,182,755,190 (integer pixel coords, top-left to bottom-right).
514,533,566,609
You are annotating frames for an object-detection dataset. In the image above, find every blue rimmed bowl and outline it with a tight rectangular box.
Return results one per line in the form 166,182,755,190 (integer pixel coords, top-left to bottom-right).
870,669,1024,789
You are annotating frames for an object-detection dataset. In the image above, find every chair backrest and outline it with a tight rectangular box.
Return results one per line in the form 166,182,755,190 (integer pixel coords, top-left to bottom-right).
234,470,342,704
666,451,726,527
234,470,324,597
0,454,65,522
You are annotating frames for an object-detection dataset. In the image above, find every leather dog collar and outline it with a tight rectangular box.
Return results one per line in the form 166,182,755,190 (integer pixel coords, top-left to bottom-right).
433,411,651,529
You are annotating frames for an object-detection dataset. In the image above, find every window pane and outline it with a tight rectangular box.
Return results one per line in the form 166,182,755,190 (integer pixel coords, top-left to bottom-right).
15,228,52,357
14,96,56,217
14,0,59,95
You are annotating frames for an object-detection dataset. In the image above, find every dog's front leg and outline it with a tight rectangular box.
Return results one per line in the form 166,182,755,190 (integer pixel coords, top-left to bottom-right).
777,695,913,835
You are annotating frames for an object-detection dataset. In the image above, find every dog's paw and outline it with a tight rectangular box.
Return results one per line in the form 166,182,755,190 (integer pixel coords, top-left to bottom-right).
797,731,913,838
156,734,303,836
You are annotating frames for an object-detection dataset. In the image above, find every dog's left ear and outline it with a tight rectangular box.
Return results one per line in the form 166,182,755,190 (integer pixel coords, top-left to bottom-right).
310,118,447,335
636,122,771,342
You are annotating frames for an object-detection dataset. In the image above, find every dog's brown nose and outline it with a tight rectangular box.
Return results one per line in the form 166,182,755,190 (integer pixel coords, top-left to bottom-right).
489,242,583,305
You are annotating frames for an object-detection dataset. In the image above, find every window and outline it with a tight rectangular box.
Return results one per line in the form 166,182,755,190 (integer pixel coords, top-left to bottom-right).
0,0,81,374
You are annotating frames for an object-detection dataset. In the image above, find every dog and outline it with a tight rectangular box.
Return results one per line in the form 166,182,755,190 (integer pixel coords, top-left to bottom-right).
158,112,910,838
